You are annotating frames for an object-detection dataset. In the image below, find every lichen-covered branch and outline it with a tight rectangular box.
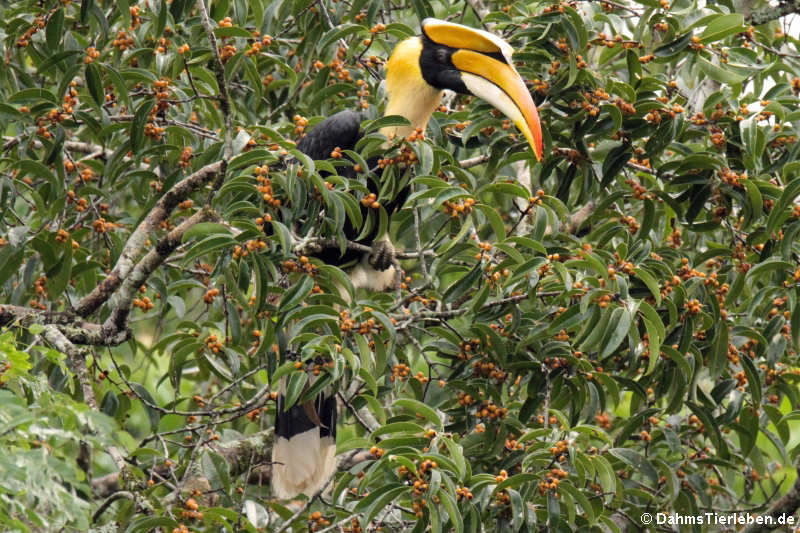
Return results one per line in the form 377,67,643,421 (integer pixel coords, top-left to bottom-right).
41,325,97,410
747,1,800,26
75,161,222,317
102,208,218,335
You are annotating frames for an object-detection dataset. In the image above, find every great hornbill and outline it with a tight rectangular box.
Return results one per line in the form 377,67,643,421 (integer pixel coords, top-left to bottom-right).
271,18,544,500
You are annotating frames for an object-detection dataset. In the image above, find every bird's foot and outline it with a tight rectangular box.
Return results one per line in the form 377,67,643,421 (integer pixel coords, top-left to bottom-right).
368,240,395,271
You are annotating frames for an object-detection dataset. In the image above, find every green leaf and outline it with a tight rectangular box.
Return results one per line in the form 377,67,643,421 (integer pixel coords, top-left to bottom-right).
600,306,631,358
283,370,308,410
85,63,104,109
129,382,161,431
697,56,748,85
601,144,631,186
130,99,155,154
394,398,442,429
699,14,745,44
443,263,482,303
46,8,65,50
654,33,692,58
80,0,94,23
354,484,410,524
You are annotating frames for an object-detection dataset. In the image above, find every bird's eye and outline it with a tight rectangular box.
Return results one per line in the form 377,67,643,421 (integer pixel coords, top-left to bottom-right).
436,47,450,64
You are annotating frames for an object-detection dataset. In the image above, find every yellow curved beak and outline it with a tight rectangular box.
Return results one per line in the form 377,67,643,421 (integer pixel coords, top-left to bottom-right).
451,50,544,161
422,19,544,161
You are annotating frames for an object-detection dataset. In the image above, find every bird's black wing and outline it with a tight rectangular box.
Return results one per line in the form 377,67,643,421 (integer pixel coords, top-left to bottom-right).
297,109,362,163
296,110,368,268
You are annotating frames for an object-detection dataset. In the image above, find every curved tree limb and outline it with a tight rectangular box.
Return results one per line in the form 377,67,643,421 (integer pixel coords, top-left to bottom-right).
75,161,222,317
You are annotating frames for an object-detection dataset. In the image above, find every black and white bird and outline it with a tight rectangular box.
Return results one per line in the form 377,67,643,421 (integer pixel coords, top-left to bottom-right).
271,17,544,500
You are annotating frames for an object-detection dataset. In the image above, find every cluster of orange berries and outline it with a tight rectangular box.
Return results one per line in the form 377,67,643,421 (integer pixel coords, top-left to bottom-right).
203,288,220,304
504,436,524,450
710,128,726,148
292,114,309,136
595,412,612,429
689,35,705,51
596,33,642,50
129,5,141,29
281,256,317,276
33,276,48,299
377,145,419,169
653,21,669,32
219,43,237,62
733,370,748,389
254,213,273,231
369,445,385,459
457,338,482,360
326,46,353,82
15,14,46,47
718,167,745,188
536,414,559,427
688,414,704,432
442,197,476,217
153,78,171,111
66,191,89,212
543,356,570,371
178,147,193,169
246,35,272,57
549,440,570,463
538,468,568,496
444,121,471,136
457,391,476,407
390,363,411,382
619,214,639,234
406,127,425,143
180,498,202,520
245,239,267,254
54,229,70,243
646,103,683,123
171,524,192,533
726,343,740,364
76,166,96,184
84,46,101,64
667,227,682,248
475,400,508,420
614,97,637,116
133,296,154,311
769,134,797,148
308,511,331,531
255,166,282,208
354,79,370,110
153,36,171,55
359,192,381,209
552,326,573,342
93,217,118,234
625,178,651,200
205,334,224,354
685,299,702,315
473,240,493,259
472,360,507,381
454,485,474,501
145,122,166,141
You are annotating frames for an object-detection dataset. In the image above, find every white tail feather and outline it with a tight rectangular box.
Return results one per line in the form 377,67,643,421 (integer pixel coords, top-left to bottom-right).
272,432,337,499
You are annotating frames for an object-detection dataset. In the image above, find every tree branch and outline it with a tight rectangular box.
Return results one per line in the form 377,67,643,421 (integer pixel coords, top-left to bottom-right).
41,325,97,410
195,0,233,198
743,459,800,533
101,208,218,336
75,162,222,317
747,1,800,26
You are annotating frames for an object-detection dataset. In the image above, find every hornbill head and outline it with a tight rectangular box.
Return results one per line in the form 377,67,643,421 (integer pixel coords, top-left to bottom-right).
384,18,544,161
